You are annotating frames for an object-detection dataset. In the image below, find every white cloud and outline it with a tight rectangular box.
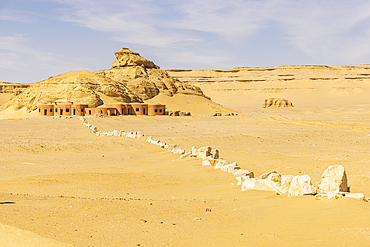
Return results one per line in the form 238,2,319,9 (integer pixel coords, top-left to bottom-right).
0,35,84,82
271,0,370,63
56,0,370,65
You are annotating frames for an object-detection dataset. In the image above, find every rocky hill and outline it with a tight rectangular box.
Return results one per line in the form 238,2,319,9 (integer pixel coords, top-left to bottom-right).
4,48,207,113
98,48,206,100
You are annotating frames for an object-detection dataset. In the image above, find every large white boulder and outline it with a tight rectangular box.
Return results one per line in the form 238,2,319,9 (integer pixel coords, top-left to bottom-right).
214,159,229,169
196,146,212,158
233,169,254,178
241,178,275,191
318,165,349,193
275,175,294,195
220,162,240,173
202,157,218,166
288,175,317,196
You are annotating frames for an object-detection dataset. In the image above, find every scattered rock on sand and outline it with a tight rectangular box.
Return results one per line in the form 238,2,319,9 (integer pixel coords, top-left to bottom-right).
318,165,349,194
288,175,316,196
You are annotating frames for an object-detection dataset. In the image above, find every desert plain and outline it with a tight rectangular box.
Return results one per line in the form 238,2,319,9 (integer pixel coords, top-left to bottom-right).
2,63,370,246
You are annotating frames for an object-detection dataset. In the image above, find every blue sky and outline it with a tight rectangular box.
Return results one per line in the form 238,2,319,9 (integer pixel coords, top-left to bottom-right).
2,0,370,83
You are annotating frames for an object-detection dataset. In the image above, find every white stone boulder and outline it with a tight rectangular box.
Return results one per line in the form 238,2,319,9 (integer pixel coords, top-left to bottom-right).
241,178,275,191
202,157,218,166
165,144,177,152
214,159,229,169
288,175,317,197
233,169,254,179
112,130,120,136
196,146,212,158
172,147,186,154
345,193,366,201
318,165,349,194
220,162,240,173
145,136,153,142
275,175,294,195
180,151,192,159
315,193,344,200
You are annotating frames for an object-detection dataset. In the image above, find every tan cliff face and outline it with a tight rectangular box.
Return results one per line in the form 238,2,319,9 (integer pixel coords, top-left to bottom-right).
167,65,370,111
4,48,208,113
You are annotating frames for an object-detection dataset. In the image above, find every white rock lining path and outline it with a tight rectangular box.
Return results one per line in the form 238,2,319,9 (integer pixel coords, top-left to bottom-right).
80,116,367,202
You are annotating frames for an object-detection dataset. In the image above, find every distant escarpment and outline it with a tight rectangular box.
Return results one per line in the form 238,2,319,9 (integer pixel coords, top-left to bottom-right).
0,82,30,95
5,48,208,112
166,65,370,85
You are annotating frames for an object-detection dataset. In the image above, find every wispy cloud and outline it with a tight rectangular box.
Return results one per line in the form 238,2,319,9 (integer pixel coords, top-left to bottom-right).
0,35,84,82
57,0,370,65
0,35,53,68
272,0,370,63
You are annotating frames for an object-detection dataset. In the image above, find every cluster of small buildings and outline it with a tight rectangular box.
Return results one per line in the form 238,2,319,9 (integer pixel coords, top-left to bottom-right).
38,102,166,117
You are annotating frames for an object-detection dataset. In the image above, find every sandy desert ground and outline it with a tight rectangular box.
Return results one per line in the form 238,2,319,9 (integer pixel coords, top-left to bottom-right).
1,67,370,246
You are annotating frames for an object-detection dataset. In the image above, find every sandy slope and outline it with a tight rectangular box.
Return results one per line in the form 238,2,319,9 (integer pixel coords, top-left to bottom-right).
1,111,370,246
144,94,238,115
0,93,13,112
0,223,72,247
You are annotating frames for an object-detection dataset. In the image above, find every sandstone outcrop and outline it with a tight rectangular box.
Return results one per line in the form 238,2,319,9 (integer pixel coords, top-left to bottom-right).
318,165,349,193
263,98,294,108
98,48,206,100
112,48,159,69
5,71,141,112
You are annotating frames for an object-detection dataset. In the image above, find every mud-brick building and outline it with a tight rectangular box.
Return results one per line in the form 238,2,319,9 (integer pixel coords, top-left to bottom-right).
38,104,55,117
72,104,89,116
84,107,118,116
148,103,166,115
38,102,166,117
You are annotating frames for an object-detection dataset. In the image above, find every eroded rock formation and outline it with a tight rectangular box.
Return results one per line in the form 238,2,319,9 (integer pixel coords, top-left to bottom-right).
5,48,208,112
263,98,294,108
98,48,206,100
6,70,141,112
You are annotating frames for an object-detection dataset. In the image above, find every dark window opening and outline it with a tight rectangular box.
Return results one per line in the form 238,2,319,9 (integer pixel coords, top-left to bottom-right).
89,110,92,115
50,108,53,112
136,108,139,112
155,109,158,113
39,109,40,112
159,109,162,112
44,109,47,116
73,109,76,115
66,109,70,113
56,109,58,112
